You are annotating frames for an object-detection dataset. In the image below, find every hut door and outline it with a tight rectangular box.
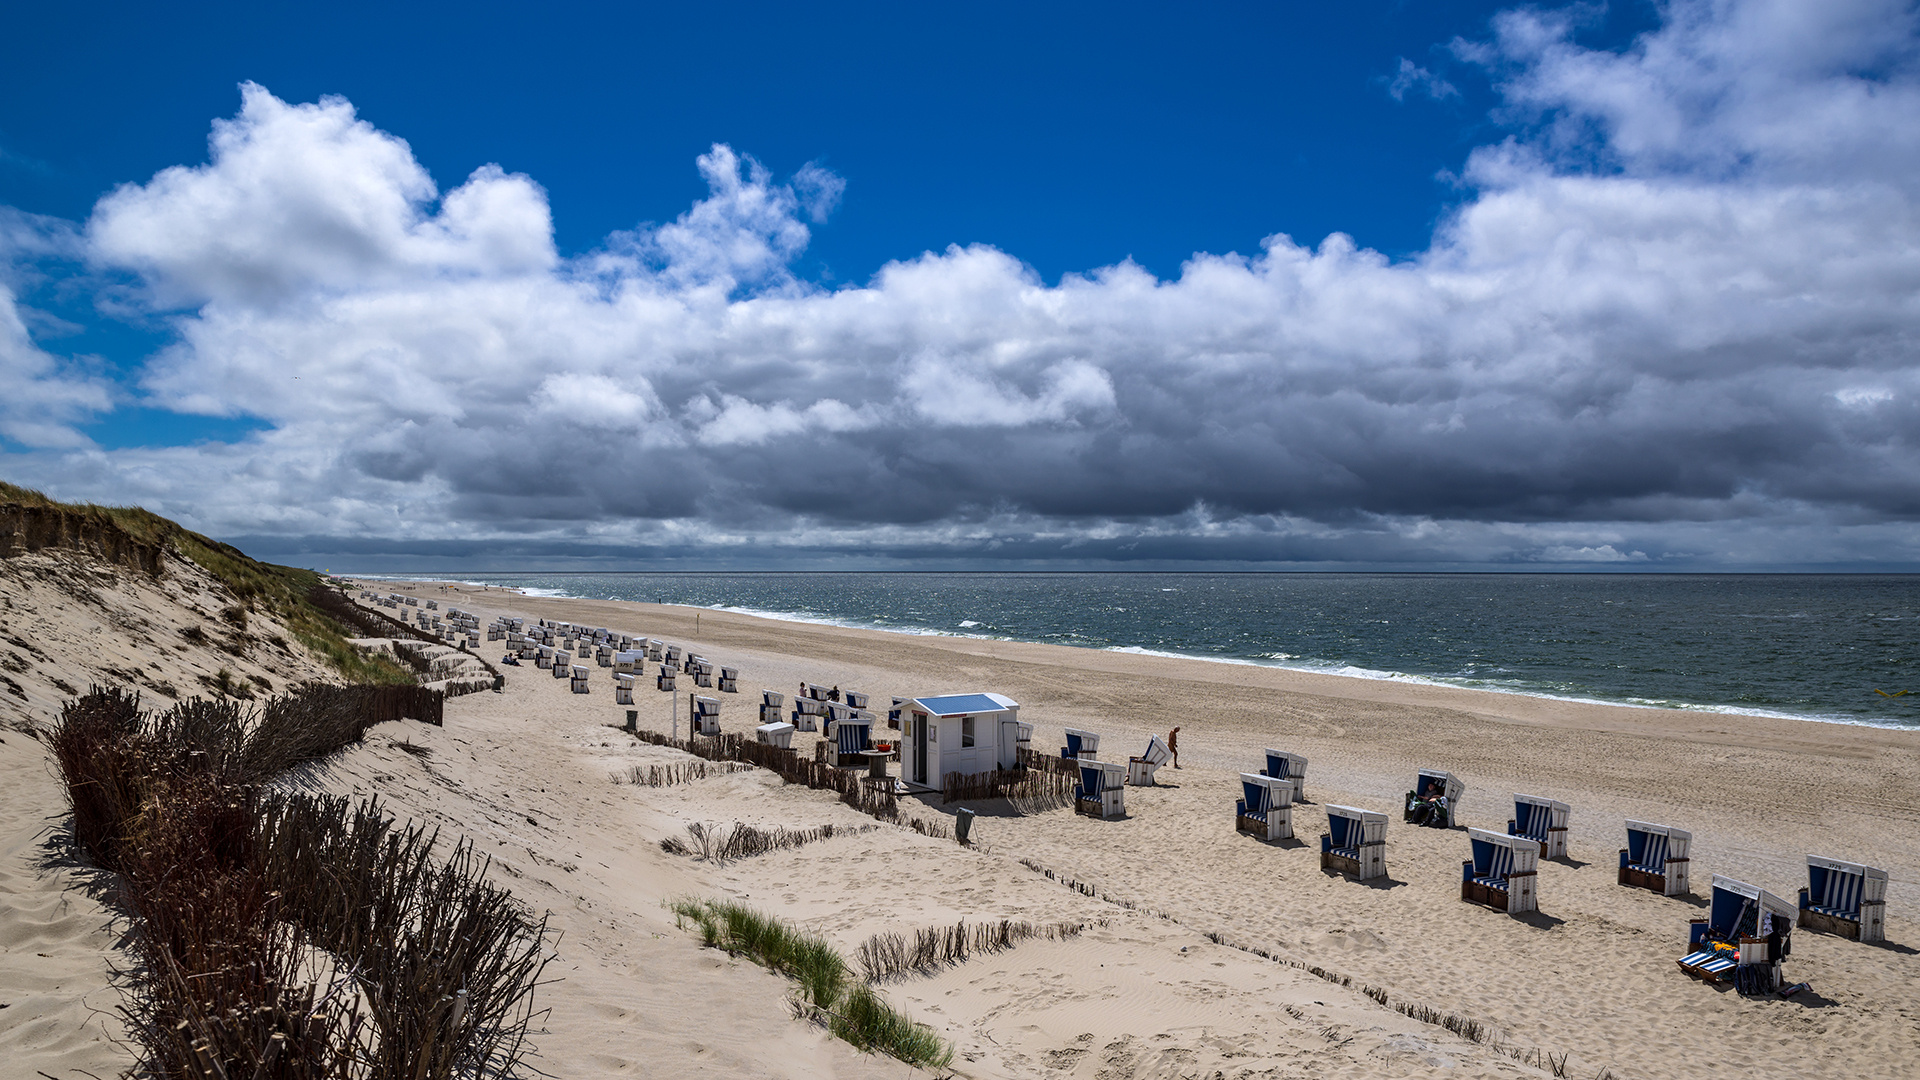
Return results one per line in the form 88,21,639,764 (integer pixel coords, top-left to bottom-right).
912,712,928,783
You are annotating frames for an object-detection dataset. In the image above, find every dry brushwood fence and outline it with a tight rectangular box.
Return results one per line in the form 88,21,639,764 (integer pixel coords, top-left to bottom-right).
619,760,749,787
939,766,1075,811
48,684,553,1080
855,919,1091,982
1017,746,1078,775
628,727,902,820
659,820,876,861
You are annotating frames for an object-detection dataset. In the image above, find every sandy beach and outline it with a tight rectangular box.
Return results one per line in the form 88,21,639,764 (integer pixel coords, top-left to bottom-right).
6,566,1918,1079
315,580,1920,1079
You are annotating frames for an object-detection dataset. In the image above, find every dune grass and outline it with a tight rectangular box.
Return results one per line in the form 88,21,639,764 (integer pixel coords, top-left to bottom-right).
2,480,411,685
668,897,953,1071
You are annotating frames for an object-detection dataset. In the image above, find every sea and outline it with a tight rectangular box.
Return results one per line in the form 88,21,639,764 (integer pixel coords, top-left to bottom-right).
363,573,1919,730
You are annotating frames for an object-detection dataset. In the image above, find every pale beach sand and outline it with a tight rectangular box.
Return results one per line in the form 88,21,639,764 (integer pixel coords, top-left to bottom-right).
5,564,1917,1078
326,580,1920,1079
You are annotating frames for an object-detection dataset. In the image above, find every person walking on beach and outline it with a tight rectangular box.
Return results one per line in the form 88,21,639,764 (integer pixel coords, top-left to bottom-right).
1168,726,1181,768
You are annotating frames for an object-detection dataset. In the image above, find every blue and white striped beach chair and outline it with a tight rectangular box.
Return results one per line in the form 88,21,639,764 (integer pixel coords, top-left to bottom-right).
1509,794,1571,859
1074,759,1126,818
1800,855,1889,944
1236,773,1294,841
1260,749,1307,803
1321,805,1388,881
1462,827,1540,914
1680,875,1796,990
826,713,873,766
1618,820,1692,896
1128,735,1172,786
1062,728,1101,761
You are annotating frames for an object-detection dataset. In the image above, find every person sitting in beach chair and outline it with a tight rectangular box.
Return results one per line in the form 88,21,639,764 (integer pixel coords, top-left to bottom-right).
1404,770,1463,828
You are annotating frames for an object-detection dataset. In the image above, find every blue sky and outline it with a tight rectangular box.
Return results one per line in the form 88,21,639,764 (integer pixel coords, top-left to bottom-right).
2,1,1918,571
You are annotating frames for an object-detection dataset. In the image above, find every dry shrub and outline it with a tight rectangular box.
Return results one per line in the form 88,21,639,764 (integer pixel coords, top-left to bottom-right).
48,686,553,1079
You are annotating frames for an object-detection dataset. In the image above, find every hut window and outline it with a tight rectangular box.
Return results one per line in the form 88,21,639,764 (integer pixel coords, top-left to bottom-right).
961,716,975,747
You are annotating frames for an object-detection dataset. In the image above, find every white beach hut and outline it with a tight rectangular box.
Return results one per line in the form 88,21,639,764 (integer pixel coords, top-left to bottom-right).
898,693,1022,792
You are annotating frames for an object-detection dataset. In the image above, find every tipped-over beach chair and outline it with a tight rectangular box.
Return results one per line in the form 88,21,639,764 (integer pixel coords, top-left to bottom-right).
1509,794,1571,859
755,721,795,749
1074,759,1127,818
1260,749,1307,803
1128,735,1172,786
1062,728,1101,761
1619,820,1692,896
1799,855,1888,944
1321,805,1388,881
826,713,873,767
1680,876,1796,992
1462,827,1540,914
1405,770,1463,828
1236,773,1294,841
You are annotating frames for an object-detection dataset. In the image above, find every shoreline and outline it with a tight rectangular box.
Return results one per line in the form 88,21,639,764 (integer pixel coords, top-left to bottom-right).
351,572,1919,735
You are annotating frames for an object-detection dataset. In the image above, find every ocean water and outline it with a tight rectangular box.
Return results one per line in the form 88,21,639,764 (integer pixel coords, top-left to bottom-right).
376,573,1919,729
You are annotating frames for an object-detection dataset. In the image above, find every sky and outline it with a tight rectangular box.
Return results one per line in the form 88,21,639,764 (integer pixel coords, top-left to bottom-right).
2,0,1918,572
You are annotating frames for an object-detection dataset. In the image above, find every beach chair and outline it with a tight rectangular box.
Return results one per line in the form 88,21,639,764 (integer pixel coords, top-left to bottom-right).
1259,749,1307,803
1236,773,1294,841
1619,820,1692,896
1321,805,1388,881
692,695,721,736
614,650,642,675
825,713,873,766
1404,769,1463,828
596,645,613,667
790,697,820,732
570,665,590,693
1062,728,1101,761
1128,734,1172,786
756,721,795,749
535,646,554,669
1462,827,1540,914
1799,856,1889,944
718,666,739,693
615,673,634,705
759,690,785,724
845,690,868,710
1074,760,1127,818
1509,794,1572,859
656,668,676,691
888,697,908,730
1015,721,1033,749
1680,876,1796,991
552,652,573,679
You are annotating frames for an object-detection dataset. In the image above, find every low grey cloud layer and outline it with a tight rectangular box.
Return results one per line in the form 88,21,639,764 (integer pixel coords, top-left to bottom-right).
4,0,1919,568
